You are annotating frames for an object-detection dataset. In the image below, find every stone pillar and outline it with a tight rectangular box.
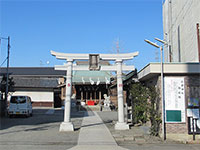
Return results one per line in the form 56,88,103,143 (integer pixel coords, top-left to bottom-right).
59,59,74,132
99,91,101,100
86,91,88,100
81,91,83,101
90,92,92,100
115,60,129,130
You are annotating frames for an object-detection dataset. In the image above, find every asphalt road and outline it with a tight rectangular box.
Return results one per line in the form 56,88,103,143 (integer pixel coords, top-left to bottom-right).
0,108,200,150
0,107,84,150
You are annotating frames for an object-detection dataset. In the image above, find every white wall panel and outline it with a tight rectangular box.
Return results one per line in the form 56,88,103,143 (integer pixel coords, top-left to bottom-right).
8,91,53,102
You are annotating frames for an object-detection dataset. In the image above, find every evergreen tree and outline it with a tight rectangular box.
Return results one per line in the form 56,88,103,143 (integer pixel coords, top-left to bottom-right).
130,83,161,136
0,74,15,99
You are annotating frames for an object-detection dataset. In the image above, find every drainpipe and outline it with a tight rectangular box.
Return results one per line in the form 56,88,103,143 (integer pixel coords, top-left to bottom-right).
197,23,200,62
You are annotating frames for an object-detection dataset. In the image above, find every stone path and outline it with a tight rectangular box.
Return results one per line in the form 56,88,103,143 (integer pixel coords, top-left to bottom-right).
68,111,128,150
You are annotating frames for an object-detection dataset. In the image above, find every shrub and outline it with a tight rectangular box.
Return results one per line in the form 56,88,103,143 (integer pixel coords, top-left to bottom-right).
130,83,161,136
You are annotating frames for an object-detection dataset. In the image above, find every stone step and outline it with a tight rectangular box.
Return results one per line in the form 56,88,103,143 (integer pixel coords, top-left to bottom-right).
83,105,101,111
134,137,146,143
113,134,146,142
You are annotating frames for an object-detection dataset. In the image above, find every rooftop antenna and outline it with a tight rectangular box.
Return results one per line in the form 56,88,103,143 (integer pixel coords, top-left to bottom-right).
116,38,120,53
111,37,123,54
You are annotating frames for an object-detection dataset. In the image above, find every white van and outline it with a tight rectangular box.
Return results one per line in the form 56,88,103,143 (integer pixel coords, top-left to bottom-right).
8,96,33,117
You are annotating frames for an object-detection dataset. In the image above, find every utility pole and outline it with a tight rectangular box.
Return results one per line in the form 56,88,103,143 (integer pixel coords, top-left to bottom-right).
144,38,167,140
5,36,10,114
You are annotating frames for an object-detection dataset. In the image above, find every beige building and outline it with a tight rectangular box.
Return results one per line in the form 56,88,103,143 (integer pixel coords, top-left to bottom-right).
163,0,200,62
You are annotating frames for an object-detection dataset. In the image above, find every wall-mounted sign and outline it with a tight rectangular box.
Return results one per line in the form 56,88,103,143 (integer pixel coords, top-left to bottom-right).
164,77,186,122
187,109,200,119
188,117,200,134
188,98,199,107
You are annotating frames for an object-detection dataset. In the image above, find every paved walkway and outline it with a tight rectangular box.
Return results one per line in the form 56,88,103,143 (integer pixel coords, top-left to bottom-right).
69,111,128,150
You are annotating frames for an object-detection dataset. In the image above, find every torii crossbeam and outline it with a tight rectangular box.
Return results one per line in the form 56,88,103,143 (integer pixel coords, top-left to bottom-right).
51,50,139,131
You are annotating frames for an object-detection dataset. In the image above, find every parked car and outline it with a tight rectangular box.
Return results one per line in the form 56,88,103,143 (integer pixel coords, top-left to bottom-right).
8,96,33,117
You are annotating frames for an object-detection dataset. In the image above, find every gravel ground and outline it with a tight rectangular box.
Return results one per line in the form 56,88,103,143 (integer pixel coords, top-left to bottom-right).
97,111,200,150
97,111,162,143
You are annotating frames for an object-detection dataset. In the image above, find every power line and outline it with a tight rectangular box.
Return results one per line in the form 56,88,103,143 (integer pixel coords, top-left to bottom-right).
0,57,7,67
0,36,10,117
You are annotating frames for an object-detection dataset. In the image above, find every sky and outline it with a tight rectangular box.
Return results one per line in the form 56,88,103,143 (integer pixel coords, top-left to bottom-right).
0,0,164,71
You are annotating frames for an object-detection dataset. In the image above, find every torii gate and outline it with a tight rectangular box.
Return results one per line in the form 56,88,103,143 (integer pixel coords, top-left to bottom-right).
51,51,139,131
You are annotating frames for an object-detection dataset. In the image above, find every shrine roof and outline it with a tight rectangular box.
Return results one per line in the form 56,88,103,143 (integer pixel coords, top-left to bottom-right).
72,70,112,84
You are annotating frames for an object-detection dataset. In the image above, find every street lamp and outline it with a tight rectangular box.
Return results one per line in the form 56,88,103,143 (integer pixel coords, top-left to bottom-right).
0,36,10,115
155,38,167,45
144,38,166,140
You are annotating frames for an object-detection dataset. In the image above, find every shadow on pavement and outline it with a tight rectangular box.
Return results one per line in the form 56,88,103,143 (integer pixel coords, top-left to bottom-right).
0,107,86,131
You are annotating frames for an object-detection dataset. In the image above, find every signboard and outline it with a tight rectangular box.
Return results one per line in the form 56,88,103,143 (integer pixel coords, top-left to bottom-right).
188,117,200,134
166,110,181,122
187,109,200,118
187,109,193,117
164,77,186,122
188,98,199,107
89,54,100,71
193,109,200,119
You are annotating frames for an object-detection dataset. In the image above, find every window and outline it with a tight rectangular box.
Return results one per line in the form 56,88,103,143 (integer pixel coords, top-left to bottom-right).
10,97,18,103
10,96,26,104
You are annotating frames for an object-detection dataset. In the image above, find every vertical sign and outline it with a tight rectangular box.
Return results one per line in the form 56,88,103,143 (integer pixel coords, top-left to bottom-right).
164,77,186,122
89,54,100,71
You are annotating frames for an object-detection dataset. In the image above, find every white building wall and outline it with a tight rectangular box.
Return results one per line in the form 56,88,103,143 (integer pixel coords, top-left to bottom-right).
163,0,200,62
163,0,169,62
8,91,53,102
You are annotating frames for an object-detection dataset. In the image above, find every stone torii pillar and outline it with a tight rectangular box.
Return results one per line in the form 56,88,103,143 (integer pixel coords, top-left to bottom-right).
60,58,74,131
51,51,139,131
115,60,127,129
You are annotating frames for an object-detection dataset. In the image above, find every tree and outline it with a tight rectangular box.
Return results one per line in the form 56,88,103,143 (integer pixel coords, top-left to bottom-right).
130,83,149,125
130,83,161,136
0,74,15,99
148,86,162,136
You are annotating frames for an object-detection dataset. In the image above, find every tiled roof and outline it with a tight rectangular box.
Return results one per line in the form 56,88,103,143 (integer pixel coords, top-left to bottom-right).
72,70,111,84
13,77,59,88
0,67,65,76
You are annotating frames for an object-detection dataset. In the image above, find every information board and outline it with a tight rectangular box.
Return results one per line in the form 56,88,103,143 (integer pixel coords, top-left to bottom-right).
166,110,181,122
164,77,186,122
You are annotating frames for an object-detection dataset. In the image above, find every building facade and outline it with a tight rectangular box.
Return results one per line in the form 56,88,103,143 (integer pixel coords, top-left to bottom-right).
0,67,65,107
0,66,113,108
138,63,200,141
163,0,200,62
59,61,112,106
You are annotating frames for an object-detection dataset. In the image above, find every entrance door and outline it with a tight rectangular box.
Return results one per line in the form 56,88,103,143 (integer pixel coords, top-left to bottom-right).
54,90,62,108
